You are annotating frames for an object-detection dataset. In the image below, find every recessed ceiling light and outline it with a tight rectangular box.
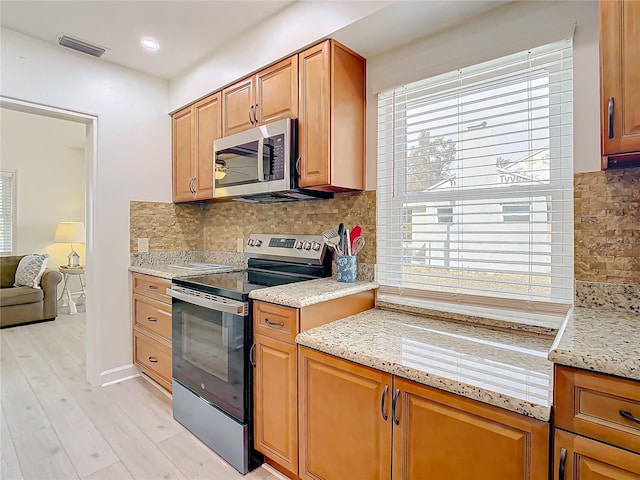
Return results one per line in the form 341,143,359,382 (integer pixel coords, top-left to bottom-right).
141,38,159,51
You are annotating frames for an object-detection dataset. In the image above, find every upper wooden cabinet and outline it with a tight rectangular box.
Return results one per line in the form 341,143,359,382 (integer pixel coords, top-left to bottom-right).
171,93,221,202
600,0,640,168
298,40,365,191
223,56,298,136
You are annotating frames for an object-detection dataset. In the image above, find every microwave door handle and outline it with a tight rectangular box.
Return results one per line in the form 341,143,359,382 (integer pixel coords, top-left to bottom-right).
256,137,265,182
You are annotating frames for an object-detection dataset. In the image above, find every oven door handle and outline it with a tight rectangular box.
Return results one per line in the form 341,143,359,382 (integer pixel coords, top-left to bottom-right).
167,288,248,316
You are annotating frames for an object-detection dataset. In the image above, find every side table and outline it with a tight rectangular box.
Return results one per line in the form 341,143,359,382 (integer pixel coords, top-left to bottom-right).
58,266,86,315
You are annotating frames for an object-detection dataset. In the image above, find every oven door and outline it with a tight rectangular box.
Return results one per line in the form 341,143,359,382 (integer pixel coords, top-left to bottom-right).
169,287,249,423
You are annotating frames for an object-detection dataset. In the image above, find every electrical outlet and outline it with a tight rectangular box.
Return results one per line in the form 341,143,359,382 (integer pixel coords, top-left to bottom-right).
138,238,149,253
237,237,244,253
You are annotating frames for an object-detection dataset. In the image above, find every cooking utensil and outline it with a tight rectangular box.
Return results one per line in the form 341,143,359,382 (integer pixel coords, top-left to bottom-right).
351,236,365,255
346,228,352,255
337,223,345,255
322,230,341,252
350,225,362,244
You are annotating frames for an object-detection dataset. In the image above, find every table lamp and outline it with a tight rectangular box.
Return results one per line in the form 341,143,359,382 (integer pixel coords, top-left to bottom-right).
55,222,85,267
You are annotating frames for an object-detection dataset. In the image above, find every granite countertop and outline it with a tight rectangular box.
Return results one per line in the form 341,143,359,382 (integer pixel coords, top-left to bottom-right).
548,307,640,381
129,264,244,280
297,309,554,421
249,277,379,308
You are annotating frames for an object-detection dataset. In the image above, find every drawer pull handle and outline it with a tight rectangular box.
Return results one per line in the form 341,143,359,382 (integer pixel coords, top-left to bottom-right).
620,410,640,425
147,317,157,322
265,319,285,327
148,285,158,290
559,447,566,480
148,356,158,363
380,385,389,421
392,388,401,425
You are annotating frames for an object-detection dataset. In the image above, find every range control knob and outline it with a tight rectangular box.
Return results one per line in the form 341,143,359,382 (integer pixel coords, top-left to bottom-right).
248,239,255,246
255,239,262,247
311,241,321,251
303,241,312,250
295,241,304,249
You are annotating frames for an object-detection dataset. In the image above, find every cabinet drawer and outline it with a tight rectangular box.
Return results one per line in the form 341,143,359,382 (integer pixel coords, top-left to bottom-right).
133,293,172,341
134,331,172,388
554,365,640,453
132,273,171,304
254,301,298,343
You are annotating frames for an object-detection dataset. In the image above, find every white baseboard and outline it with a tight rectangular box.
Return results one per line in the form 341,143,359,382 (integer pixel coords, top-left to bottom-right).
100,364,140,387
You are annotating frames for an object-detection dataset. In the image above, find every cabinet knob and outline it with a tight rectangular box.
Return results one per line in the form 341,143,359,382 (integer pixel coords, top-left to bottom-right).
558,447,567,480
392,388,401,425
620,409,640,425
265,318,285,327
608,97,614,139
380,385,389,421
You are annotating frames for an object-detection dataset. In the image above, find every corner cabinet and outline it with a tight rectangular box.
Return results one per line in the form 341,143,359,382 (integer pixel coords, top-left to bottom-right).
600,0,640,168
552,365,640,479
298,40,366,191
298,348,549,480
172,92,222,202
223,56,298,136
131,273,172,392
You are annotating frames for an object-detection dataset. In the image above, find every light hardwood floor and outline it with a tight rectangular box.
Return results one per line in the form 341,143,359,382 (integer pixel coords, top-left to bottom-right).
0,312,284,480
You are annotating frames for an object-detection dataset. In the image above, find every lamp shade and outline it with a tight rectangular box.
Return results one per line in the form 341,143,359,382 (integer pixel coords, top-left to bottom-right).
55,222,85,243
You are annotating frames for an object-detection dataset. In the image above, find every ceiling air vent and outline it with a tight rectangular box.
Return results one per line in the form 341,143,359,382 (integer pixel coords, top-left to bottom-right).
58,35,106,58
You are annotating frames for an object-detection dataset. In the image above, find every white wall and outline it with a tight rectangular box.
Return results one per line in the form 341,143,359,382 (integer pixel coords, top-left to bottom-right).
364,0,600,185
1,27,171,385
169,0,393,112
0,109,86,275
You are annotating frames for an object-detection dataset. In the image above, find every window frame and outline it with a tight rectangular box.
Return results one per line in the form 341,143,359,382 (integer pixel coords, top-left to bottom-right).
0,170,17,256
376,40,574,315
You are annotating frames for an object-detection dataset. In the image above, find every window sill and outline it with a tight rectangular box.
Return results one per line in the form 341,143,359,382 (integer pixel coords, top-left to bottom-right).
376,293,567,337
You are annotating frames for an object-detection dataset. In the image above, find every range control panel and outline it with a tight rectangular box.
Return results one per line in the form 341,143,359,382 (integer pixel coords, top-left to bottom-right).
245,234,326,264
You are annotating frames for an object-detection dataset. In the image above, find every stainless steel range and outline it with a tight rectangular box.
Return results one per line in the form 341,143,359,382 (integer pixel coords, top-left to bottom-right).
167,234,331,474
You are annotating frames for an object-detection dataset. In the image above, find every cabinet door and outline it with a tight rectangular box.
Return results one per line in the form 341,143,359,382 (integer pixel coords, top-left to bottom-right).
193,93,221,200
298,347,392,480
223,76,254,136
392,378,549,480
255,56,298,125
554,429,640,479
298,41,331,188
600,0,640,163
172,105,195,202
253,335,298,474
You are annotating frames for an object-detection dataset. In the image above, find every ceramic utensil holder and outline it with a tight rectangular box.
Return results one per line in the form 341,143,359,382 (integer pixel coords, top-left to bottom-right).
337,255,357,283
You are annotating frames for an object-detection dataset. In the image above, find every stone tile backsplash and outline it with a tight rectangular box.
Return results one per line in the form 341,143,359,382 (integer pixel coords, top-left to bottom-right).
131,169,640,310
573,168,640,311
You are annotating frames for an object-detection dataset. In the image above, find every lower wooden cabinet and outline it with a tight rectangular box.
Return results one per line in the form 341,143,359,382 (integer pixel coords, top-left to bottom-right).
133,329,172,391
298,347,392,480
131,273,172,392
392,378,549,480
553,429,640,479
253,334,298,473
298,347,549,480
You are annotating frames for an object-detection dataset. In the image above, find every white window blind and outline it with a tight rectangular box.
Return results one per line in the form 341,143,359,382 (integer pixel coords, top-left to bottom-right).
377,39,574,315
0,171,16,255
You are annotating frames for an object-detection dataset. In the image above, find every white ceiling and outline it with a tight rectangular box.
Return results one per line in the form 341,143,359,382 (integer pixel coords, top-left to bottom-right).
0,0,295,79
0,0,510,81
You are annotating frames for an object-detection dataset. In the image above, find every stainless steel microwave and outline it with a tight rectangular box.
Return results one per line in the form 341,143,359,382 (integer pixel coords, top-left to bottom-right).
213,118,332,203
